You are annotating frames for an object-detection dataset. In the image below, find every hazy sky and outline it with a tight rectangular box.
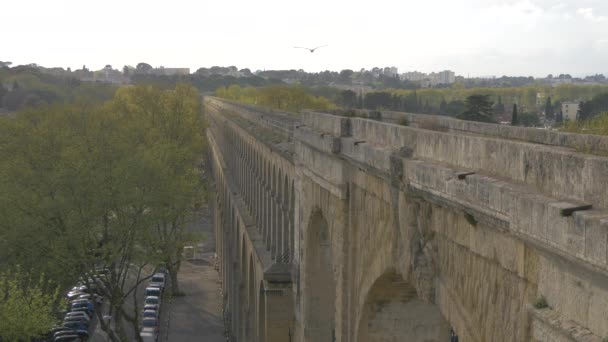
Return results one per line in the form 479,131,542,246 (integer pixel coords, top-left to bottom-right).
4,0,608,77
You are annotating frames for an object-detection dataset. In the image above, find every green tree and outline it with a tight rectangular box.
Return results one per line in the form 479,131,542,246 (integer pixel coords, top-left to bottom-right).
545,96,554,120
0,84,207,341
511,104,519,125
337,90,357,108
457,94,496,123
0,269,64,341
135,62,153,74
518,112,540,127
563,112,608,135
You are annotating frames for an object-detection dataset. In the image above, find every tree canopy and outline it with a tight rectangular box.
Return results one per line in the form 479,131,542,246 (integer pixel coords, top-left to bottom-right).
0,83,207,340
457,94,497,123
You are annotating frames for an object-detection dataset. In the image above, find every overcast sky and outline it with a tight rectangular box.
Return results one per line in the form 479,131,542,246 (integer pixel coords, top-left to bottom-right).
3,0,608,77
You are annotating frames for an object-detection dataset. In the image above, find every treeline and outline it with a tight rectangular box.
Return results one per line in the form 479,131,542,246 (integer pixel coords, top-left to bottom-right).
0,84,207,340
131,73,284,93
215,84,336,112
0,65,116,112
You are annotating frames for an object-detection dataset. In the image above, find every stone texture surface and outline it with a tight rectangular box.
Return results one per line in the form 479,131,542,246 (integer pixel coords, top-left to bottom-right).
206,97,608,342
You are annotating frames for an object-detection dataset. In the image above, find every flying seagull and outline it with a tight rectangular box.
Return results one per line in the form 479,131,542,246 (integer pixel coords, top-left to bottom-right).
294,45,328,53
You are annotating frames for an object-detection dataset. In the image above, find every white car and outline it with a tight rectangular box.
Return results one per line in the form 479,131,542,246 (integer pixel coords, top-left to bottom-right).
140,330,157,342
149,273,166,290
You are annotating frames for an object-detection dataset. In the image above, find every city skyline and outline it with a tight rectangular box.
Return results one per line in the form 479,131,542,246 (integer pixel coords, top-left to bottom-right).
3,0,608,77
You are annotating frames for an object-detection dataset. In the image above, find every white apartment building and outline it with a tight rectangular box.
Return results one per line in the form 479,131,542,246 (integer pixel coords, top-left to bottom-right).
400,70,455,85
562,101,580,121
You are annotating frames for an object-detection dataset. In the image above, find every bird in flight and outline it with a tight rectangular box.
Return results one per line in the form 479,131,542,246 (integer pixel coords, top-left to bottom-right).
294,45,328,53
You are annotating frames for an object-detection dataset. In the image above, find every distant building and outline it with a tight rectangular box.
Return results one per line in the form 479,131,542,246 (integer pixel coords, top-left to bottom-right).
151,67,190,76
562,101,580,122
400,71,426,82
400,70,455,86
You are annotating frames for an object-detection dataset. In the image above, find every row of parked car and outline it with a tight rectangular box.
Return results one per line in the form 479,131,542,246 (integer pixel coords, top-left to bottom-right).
46,267,108,342
140,271,167,342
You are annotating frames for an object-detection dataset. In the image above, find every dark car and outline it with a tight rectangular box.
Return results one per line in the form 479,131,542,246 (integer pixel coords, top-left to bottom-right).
50,326,72,335
65,311,91,320
70,306,93,317
63,316,90,327
63,321,87,331
71,301,94,313
53,329,88,340
142,317,160,334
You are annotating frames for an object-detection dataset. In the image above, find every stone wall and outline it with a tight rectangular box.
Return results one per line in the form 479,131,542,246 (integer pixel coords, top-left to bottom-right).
207,97,608,342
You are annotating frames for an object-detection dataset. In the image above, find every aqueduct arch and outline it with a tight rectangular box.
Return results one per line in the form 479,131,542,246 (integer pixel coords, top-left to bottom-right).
302,209,336,341
357,269,450,342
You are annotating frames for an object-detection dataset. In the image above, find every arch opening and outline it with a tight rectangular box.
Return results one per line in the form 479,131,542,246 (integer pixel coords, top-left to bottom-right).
302,209,335,341
258,280,266,342
356,270,450,342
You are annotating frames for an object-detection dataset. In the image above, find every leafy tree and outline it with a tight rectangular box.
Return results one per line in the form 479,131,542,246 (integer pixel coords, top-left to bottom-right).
457,94,496,123
337,90,357,108
339,69,354,84
495,95,505,115
444,100,465,117
518,112,540,127
563,112,608,135
545,96,554,120
364,91,392,110
0,269,64,341
0,84,6,106
0,84,207,341
579,93,608,121
511,104,519,125
135,62,153,74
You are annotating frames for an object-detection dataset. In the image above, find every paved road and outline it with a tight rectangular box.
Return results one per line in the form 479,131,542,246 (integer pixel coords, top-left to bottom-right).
163,254,225,342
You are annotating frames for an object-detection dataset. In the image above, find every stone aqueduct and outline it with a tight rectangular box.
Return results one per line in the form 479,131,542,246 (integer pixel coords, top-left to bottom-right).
205,97,608,342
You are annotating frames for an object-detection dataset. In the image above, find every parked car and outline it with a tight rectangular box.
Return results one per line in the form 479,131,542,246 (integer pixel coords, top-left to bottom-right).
63,316,90,327
53,335,83,342
143,309,159,319
143,304,159,312
140,330,157,342
65,311,91,320
149,273,166,290
145,286,161,298
71,302,93,315
62,322,87,331
70,285,87,293
145,296,160,307
66,291,86,301
70,307,93,317
49,326,72,335
64,312,90,322
53,329,88,340
141,317,160,334
77,293,104,304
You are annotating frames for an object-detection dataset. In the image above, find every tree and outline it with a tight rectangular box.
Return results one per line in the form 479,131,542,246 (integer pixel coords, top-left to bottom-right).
518,112,540,127
494,96,505,115
0,269,64,341
457,94,496,123
0,84,207,341
511,104,519,125
545,96,554,120
563,112,608,135
339,69,354,84
337,90,357,108
0,85,6,106
0,61,11,68
578,93,608,121
135,62,153,74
